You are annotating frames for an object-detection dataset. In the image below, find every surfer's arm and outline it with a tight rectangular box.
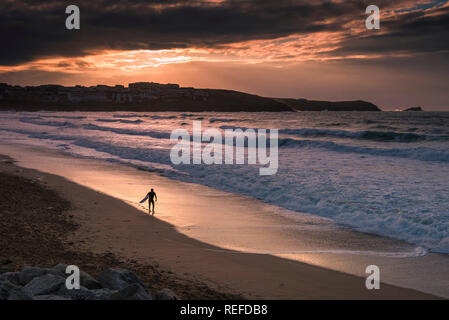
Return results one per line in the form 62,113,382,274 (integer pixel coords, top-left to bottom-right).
155,193,157,202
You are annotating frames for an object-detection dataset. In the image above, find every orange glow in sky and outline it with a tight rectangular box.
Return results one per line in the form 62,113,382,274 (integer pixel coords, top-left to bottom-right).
1,0,449,109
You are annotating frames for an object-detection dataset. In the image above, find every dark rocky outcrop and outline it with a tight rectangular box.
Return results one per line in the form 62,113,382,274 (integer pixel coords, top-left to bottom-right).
0,272,21,286
154,288,178,300
110,283,152,300
403,107,423,112
90,288,115,300
0,264,176,300
0,279,32,300
97,268,146,291
275,98,381,111
33,294,72,300
0,266,11,274
18,266,48,286
23,274,66,296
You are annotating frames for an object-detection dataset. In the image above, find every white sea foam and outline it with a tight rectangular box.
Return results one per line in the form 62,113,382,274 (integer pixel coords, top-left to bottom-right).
278,138,449,162
19,117,77,127
239,246,429,258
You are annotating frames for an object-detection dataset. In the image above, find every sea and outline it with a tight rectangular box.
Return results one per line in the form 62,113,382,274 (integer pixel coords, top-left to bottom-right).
1,110,449,254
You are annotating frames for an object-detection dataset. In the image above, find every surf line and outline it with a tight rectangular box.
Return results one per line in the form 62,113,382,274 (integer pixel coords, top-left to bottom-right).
170,120,279,175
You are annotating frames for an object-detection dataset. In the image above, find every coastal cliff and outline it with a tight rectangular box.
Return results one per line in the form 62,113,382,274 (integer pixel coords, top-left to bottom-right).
275,98,381,111
403,107,423,112
0,82,381,112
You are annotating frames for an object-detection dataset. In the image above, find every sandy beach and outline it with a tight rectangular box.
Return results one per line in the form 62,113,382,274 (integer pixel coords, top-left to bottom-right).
0,144,442,300
0,155,242,299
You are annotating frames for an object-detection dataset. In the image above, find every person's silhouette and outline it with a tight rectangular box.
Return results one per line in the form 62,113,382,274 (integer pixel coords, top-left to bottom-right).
140,188,157,215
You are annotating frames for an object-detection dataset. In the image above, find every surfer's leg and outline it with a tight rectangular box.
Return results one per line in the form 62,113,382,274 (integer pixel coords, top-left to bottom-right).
150,200,155,214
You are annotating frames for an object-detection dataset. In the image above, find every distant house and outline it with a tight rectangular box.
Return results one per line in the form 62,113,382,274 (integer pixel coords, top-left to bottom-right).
129,82,180,92
113,93,133,103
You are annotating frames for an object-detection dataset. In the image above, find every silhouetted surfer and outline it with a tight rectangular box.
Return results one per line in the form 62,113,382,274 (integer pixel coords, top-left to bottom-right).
140,188,157,215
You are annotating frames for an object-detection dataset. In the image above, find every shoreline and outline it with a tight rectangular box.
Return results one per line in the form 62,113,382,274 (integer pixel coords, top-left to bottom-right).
0,155,241,299
0,147,442,299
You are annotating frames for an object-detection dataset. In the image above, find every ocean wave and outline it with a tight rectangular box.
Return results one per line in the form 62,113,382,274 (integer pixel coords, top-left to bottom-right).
37,114,86,120
279,128,447,142
180,113,198,117
82,123,253,147
279,138,449,162
262,246,429,258
112,114,146,118
221,125,448,142
111,114,177,120
19,117,76,128
368,125,398,131
209,118,239,123
150,115,177,120
82,123,170,139
95,118,143,124
319,122,348,127
14,119,449,163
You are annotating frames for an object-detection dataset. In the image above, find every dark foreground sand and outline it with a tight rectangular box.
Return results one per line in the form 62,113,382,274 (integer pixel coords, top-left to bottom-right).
0,154,441,299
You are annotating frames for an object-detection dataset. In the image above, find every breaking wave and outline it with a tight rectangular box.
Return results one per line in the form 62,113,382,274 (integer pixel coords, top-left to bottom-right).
19,117,76,127
82,124,170,139
221,125,448,142
279,128,444,142
279,138,449,162
95,118,143,124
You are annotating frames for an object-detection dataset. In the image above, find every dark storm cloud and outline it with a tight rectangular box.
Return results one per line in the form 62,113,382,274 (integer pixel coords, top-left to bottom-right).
325,4,449,56
0,0,367,65
1,0,448,65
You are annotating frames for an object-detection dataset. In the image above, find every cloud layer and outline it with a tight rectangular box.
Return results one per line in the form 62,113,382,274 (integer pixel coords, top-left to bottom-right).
1,0,448,65
1,0,449,109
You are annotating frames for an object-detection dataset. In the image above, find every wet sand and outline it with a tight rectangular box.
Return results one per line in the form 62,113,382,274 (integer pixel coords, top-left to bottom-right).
0,143,443,299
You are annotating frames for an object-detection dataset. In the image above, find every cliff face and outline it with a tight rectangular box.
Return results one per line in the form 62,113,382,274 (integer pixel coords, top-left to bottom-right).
275,98,381,111
150,89,293,112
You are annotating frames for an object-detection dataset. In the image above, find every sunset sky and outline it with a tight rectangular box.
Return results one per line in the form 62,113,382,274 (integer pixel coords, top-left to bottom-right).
1,0,449,110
